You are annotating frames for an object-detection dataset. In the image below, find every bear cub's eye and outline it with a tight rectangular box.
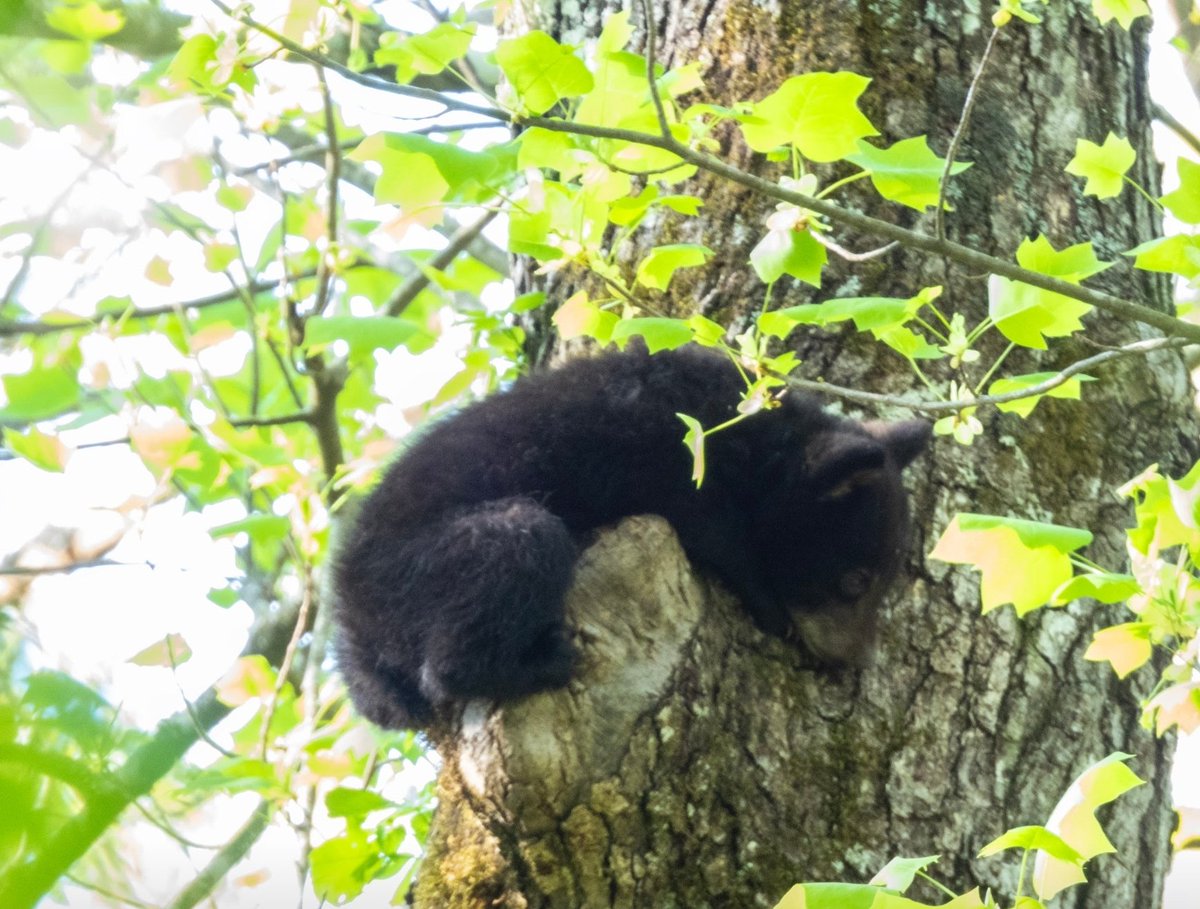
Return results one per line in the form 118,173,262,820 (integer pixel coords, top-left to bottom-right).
839,568,873,600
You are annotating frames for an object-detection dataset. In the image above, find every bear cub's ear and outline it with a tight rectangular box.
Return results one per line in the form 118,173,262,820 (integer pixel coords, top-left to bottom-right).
864,419,932,469
808,420,931,501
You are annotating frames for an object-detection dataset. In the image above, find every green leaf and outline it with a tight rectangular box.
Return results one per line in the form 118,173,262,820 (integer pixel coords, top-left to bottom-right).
350,133,500,206
774,882,982,909
551,292,617,343
129,634,193,668
929,514,1093,616
635,244,713,291
496,31,594,115
211,514,291,547
1031,753,1144,899
759,295,916,339
989,235,1110,348
1121,463,1200,556
687,314,725,346
1064,133,1136,198
45,1,124,39
1084,623,1153,678
749,229,827,286
611,318,695,353
1,364,81,422
1016,234,1113,281
167,34,220,91
1051,572,1140,605
405,22,475,74
1091,0,1150,29
371,149,447,209
305,316,432,359
325,787,397,818
311,829,372,903
1160,158,1200,224
988,372,1094,417
677,413,706,486
375,22,474,82
979,826,1084,862
204,243,238,273
880,326,943,360
845,136,970,210
5,427,69,471
870,855,942,892
1125,234,1200,281
740,72,879,162
23,671,116,751
516,127,580,176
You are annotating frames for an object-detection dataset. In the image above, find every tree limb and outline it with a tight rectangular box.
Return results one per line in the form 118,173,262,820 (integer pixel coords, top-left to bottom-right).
0,600,301,909
164,799,273,909
219,5,1200,347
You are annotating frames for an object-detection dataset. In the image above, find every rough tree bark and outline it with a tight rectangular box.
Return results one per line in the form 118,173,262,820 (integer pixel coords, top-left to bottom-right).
415,2,1193,907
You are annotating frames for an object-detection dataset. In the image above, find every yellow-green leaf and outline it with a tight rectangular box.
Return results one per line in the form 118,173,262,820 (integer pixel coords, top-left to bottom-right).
988,372,1094,418
1160,158,1200,224
1065,133,1136,199
845,136,970,210
635,244,713,291
496,31,594,115
1032,753,1144,899
740,72,878,162
1084,623,1153,678
129,634,193,668
929,514,1092,616
1091,0,1149,29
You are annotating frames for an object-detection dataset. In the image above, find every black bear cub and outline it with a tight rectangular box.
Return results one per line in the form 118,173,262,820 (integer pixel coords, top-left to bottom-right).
333,344,929,729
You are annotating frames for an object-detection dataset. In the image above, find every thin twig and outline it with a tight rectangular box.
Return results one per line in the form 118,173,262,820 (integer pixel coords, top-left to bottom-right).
312,66,341,318
1153,102,1200,158
639,0,672,139
64,875,159,909
165,799,273,909
936,26,1001,240
257,566,314,760
212,3,1200,347
230,410,315,428
774,336,1187,413
385,209,500,316
0,558,143,577
0,274,318,338
810,233,899,262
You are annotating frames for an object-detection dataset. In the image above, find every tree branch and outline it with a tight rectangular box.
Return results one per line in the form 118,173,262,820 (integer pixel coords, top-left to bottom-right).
0,273,317,338
217,5,1200,347
385,208,500,317
775,336,1188,413
0,599,301,909
164,799,273,909
936,26,1001,240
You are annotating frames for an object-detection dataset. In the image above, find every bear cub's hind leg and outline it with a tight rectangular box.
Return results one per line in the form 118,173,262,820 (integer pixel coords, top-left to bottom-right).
417,496,579,706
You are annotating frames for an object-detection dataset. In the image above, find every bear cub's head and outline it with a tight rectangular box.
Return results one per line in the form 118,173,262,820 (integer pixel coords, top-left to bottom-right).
752,416,930,667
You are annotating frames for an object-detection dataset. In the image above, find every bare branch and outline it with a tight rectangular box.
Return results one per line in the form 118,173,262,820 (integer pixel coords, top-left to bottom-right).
0,598,304,909
936,26,1001,241
639,0,673,139
0,273,321,338
1153,101,1200,158
313,67,342,318
385,208,500,317
164,799,273,909
810,233,899,262
217,3,1200,346
775,336,1189,414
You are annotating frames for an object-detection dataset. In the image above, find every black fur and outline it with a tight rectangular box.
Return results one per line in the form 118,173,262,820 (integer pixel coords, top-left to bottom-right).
333,345,929,729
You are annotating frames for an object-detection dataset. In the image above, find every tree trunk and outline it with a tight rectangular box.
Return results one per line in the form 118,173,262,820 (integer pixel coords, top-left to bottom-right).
415,2,1192,906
